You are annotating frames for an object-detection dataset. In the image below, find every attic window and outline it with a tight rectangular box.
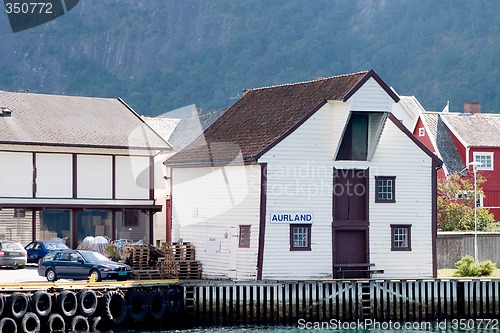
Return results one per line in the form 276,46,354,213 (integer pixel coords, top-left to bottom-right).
0,107,12,117
336,111,387,161
418,127,425,137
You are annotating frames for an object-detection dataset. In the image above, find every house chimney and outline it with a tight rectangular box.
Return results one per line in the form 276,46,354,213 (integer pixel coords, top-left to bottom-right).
464,102,480,114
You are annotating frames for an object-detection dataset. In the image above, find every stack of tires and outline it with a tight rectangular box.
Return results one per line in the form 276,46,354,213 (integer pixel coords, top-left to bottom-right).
0,287,183,332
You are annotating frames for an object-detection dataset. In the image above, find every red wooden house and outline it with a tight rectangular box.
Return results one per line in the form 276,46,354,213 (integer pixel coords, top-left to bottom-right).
413,102,500,220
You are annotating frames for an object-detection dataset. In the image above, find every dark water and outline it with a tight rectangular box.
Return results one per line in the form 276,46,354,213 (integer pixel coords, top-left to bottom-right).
96,319,499,332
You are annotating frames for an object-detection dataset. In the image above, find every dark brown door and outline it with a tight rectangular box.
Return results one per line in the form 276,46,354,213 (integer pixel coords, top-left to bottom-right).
332,169,369,278
333,229,368,278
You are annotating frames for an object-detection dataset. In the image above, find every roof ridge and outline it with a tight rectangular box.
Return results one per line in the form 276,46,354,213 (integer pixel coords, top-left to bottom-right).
243,70,369,93
0,90,115,100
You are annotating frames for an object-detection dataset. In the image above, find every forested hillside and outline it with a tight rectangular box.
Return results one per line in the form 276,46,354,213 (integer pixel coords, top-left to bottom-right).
0,0,498,115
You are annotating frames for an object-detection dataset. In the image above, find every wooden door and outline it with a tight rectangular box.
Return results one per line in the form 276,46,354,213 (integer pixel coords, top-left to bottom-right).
332,169,369,278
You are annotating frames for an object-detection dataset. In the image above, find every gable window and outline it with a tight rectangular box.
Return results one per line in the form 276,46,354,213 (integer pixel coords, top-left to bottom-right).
473,152,493,170
375,176,396,203
418,127,425,137
391,224,411,251
239,225,251,248
336,111,387,161
290,224,311,251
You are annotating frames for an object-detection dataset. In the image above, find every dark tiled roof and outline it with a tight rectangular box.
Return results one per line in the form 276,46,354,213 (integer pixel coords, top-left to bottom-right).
167,70,396,166
441,113,500,147
421,112,464,174
0,92,170,150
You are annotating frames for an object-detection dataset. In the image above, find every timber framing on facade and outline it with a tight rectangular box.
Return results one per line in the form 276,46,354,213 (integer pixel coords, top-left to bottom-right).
166,70,442,280
0,91,171,247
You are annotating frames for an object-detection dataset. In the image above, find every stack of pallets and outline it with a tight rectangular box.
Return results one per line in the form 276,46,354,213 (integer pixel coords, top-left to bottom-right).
158,242,202,280
121,242,202,280
121,243,165,280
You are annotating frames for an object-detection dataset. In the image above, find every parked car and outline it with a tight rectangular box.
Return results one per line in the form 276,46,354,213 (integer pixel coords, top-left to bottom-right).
25,240,70,263
38,249,132,282
0,240,27,269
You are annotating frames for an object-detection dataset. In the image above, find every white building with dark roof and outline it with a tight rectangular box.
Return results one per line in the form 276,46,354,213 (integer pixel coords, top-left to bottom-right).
166,70,441,280
0,91,171,247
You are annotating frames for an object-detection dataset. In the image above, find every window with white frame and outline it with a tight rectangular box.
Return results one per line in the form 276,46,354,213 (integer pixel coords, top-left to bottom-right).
290,224,311,251
418,127,425,137
391,224,411,251
474,152,493,170
375,176,396,203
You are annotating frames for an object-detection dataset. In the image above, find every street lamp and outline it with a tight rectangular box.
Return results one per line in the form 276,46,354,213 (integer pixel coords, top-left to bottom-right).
468,161,482,263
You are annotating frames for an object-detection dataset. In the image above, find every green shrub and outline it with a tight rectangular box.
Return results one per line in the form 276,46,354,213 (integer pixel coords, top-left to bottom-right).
454,255,497,277
477,260,497,276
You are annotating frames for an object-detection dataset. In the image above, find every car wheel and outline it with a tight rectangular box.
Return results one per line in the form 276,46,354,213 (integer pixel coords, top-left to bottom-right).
46,269,57,282
89,269,101,282
17,265,25,269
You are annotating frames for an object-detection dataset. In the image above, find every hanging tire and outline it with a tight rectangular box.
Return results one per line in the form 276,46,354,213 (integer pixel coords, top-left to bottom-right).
20,312,40,333
70,315,89,332
91,316,103,332
126,290,149,323
56,290,77,317
147,290,167,320
77,289,98,317
30,290,52,318
0,317,17,333
7,292,29,319
164,288,183,313
47,313,65,333
102,291,127,325
0,294,4,317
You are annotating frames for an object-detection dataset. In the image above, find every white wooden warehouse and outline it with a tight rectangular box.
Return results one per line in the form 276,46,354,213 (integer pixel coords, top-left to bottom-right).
166,70,442,280
0,92,171,248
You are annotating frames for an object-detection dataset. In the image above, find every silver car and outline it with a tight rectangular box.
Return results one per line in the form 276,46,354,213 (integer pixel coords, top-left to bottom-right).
0,240,27,269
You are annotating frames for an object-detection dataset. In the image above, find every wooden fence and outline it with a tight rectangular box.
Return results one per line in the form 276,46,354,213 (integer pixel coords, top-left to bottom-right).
182,279,500,327
438,232,500,268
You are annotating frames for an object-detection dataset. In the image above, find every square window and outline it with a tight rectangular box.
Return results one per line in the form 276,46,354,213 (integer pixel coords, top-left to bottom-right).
290,224,311,251
239,225,251,248
391,224,411,251
375,176,396,203
473,152,493,170
123,210,139,226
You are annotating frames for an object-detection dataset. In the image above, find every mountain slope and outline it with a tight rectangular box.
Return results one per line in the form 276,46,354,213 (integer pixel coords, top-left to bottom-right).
0,0,498,115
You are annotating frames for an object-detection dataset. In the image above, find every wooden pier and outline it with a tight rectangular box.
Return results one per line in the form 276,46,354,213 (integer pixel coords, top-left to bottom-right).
2,278,500,331
182,279,500,327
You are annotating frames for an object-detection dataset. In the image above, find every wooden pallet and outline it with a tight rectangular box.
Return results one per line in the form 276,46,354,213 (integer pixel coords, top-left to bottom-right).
178,260,201,279
132,269,163,280
160,242,196,261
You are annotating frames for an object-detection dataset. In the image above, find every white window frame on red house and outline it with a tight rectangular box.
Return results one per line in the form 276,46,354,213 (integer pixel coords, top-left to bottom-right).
418,127,425,137
473,152,494,170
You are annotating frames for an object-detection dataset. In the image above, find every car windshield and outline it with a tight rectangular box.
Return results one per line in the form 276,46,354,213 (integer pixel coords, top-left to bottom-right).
1,242,23,250
44,242,68,250
80,251,110,262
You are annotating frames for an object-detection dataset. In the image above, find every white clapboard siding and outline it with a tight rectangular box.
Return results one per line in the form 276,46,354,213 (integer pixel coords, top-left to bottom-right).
347,77,393,112
77,155,112,199
115,156,150,199
259,103,343,280
36,153,72,198
172,165,261,279
0,151,32,198
368,119,434,278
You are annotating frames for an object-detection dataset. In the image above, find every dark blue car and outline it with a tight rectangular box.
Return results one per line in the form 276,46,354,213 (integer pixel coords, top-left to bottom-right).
38,249,132,282
25,240,69,263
